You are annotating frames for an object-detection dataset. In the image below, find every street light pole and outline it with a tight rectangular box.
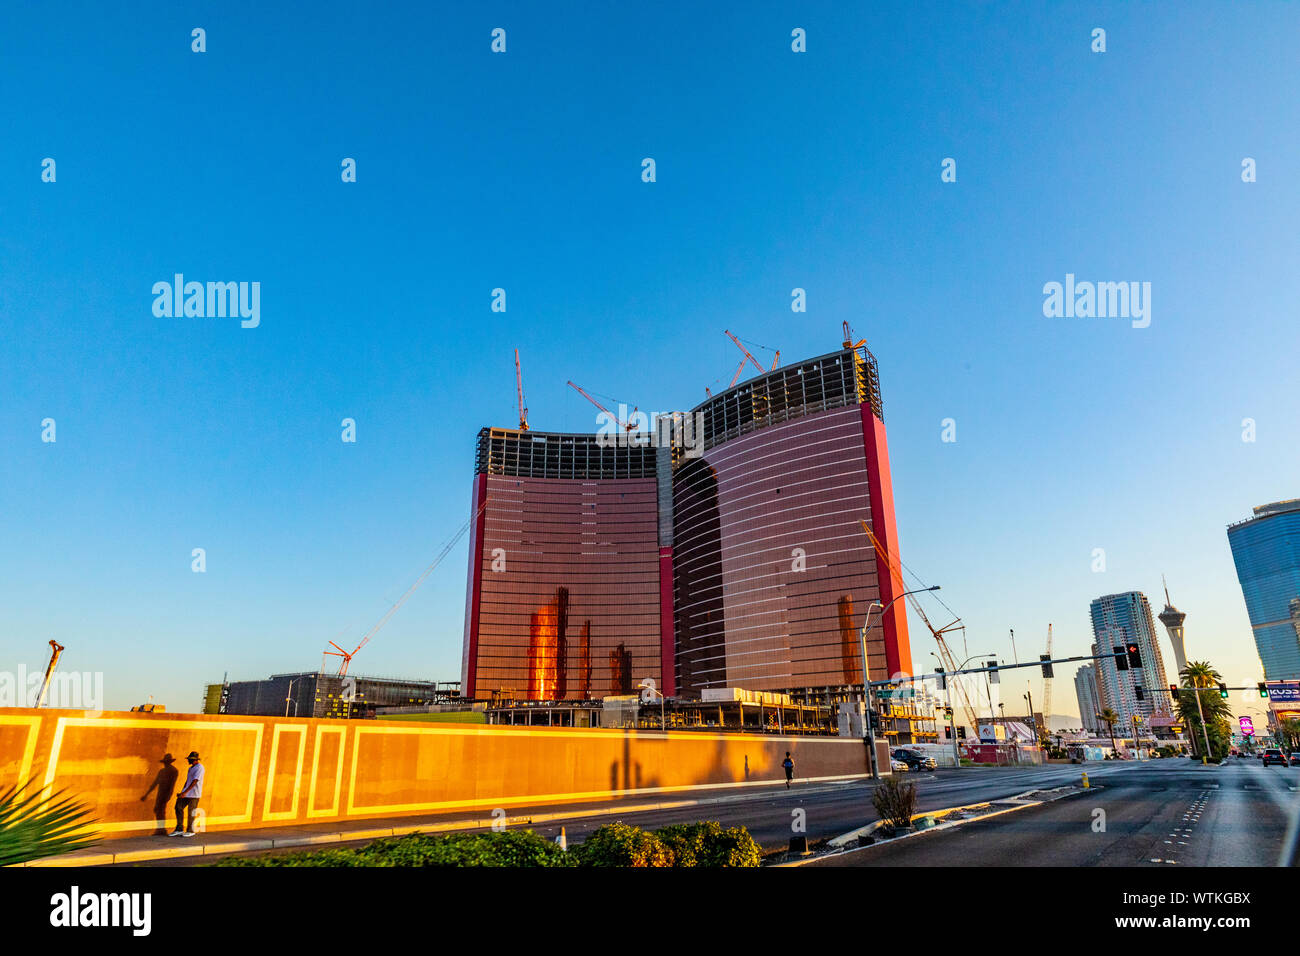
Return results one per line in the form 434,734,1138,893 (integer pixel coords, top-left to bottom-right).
859,586,939,780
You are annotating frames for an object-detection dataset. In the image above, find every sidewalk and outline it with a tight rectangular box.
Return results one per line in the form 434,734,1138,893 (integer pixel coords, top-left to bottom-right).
21,776,866,867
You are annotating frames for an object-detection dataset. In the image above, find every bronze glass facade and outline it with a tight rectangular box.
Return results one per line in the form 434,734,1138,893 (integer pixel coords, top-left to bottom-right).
672,402,885,694
462,430,667,701
462,344,911,702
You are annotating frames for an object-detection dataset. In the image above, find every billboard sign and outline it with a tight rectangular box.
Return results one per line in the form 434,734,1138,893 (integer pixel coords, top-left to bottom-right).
1267,682,1300,706
1239,716,1255,736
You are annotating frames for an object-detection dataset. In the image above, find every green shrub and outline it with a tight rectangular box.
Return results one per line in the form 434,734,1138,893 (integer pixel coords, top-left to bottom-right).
213,829,570,867
571,823,671,867
655,822,713,866
212,820,761,868
690,824,760,867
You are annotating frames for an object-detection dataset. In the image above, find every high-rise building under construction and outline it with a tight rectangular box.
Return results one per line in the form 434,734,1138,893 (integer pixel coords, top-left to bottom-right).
460,338,911,701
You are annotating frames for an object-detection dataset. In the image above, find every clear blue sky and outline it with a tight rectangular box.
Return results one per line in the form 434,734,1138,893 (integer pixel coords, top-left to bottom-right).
1,2,1296,716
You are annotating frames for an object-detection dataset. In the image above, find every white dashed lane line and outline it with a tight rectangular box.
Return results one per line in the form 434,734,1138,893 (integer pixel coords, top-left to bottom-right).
1151,788,1210,865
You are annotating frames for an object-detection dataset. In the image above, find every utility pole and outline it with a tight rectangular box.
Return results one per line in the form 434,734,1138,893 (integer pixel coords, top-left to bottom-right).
859,585,941,779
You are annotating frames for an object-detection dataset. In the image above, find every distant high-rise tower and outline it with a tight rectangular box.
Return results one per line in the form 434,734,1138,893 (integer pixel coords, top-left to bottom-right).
1073,664,1102,734
1090,591,1173,732
1157,576,1188,679
1227,500,1300,680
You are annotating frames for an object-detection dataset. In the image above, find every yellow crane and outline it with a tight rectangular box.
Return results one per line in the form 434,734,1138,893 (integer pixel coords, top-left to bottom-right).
859,521,980,733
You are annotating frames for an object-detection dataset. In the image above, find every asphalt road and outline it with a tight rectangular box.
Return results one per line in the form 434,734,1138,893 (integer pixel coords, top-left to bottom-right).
139,758,1170,865
809,757,1300,867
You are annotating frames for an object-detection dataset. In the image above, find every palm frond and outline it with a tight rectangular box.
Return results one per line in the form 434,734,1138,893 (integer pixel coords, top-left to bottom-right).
0,779,99,866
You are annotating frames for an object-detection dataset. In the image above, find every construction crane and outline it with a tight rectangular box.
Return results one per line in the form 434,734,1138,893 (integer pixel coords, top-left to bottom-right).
514,349,529,431
858,520,980,733
842,321,866,350
724,330,769,377
1041,623,1054,728
323,503,484,676
33,640,65,708
567,380,637,431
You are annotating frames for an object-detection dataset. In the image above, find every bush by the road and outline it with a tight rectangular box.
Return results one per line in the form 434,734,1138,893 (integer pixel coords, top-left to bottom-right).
211,820,761,867
872,776,918,830
212,829,572,867
646,821,761,868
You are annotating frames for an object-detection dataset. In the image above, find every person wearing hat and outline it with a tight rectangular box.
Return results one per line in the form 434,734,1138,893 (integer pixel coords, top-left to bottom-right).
169,751,204,837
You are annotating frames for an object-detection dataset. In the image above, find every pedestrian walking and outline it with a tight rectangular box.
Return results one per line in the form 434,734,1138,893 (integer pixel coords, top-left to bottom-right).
169,751,204,837
782,751,795,789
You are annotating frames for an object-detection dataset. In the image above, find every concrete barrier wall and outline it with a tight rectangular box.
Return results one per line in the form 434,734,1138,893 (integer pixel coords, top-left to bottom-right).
0,708,869,839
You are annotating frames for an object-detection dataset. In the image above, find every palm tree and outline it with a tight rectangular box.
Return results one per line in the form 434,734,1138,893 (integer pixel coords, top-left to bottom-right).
1279,718,1300,753
1176,661,1232,759
1099,708,1120,754
1181,660,1223,689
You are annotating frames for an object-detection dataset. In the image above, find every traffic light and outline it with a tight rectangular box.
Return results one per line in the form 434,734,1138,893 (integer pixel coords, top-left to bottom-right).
1217,682,1229,699
1258,682,1268,698
1169,683,1179,696
944,726,952,739
1126,642,1142,669
1135,686,1145,701
987,660,1000,684
1113,645,1129,671
935,667,946,691
957,726,967,739
1039,654,1053,678
944,705,953,720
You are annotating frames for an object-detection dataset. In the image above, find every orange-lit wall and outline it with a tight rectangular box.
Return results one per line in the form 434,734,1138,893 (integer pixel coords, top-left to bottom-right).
0,708,868,840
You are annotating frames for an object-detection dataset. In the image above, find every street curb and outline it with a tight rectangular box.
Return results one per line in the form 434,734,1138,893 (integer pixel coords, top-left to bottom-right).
20,776,868,867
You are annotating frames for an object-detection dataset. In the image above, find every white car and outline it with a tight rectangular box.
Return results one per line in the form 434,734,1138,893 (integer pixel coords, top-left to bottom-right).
890,757,909,772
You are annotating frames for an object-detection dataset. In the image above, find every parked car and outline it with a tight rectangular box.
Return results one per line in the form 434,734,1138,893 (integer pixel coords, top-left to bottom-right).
890,757,909,772
892,748,937,771
1289,752,1300,766
1262,748,1290,767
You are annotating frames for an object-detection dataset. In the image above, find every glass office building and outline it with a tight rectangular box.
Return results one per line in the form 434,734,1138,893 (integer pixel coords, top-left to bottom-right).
1227,500,1300,680
672,346,909,695
462,341,912,702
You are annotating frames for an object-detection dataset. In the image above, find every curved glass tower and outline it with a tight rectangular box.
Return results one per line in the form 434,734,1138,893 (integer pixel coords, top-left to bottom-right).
1227,500,1300,680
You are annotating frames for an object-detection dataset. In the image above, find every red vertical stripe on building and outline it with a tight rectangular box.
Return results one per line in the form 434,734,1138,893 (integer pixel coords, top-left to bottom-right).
860,406,913,678
462,473,488,698
659,547,676,697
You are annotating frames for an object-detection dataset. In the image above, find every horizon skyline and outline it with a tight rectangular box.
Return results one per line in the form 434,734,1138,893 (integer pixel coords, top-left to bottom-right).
2,3,1296,716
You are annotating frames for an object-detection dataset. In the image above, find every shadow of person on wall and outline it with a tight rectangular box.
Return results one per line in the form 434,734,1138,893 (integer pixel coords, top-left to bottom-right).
140,753,179,836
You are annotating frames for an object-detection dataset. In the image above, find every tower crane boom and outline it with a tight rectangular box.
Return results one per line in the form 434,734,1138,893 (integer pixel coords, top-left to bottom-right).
567,381,637,431
514,349,529,431
858,520,980,734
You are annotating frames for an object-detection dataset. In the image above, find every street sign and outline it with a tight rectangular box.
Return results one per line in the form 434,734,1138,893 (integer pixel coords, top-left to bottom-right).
1267,682,1300,706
